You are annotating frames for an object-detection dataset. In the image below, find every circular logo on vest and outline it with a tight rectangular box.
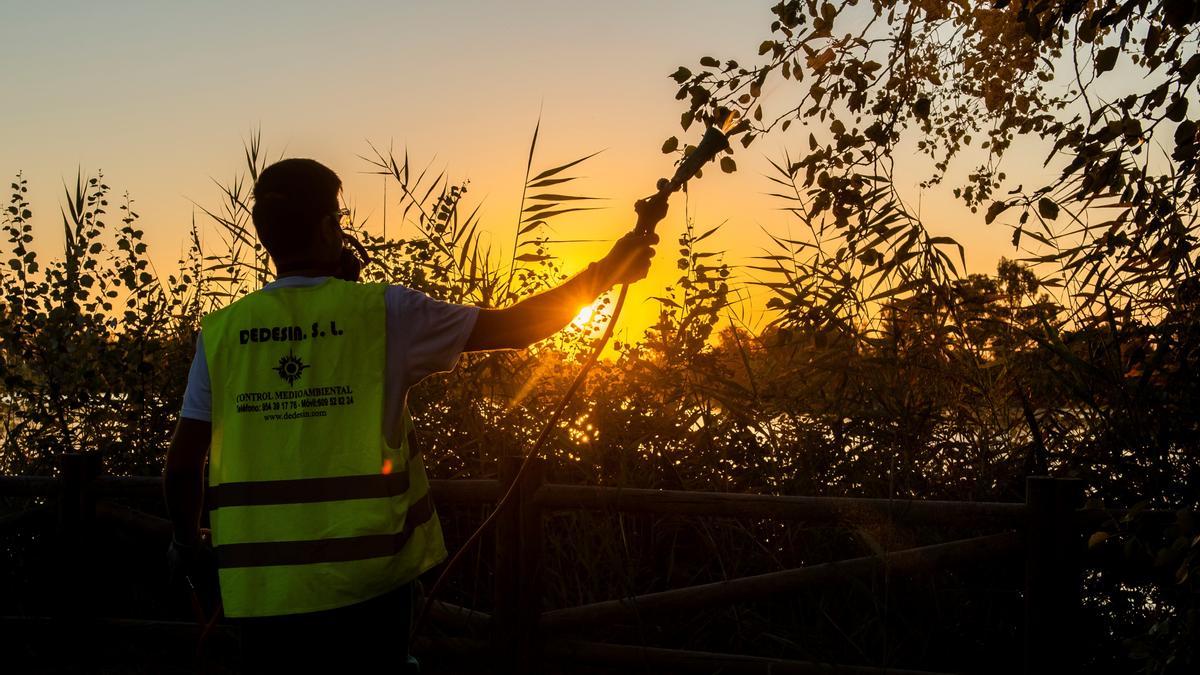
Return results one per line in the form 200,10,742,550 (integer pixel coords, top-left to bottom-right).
274,351,310,386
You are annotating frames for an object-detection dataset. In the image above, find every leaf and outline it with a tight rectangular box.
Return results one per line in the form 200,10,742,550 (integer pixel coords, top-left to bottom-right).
700,56,719,68
513,253,552,263
694,223,723,243
522,203,560,214
527,177,576,189
985,200,1011,225
670,66,692,83
529,151,603,183
1095,47,1119,75
662,136,679,154
514,221,544,240
1175,120,1197,148
520,206,601,223
720,156,737,173
1088,531,1109,549
865,279,921,303
527,194,603,202
1122,500,1150,523
1165,96,1188,123
1038,197,1060,221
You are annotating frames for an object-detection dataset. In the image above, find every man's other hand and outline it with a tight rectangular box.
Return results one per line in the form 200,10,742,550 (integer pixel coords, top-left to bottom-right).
167,529,216,592
599,230,659,286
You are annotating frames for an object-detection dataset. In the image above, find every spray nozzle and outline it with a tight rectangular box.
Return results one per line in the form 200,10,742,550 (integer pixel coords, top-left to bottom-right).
635,109,739,234
669,122,733,189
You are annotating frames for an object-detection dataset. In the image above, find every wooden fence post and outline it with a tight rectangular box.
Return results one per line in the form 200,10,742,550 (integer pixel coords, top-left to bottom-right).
55,453,101,617
1024,476,1084,675
518,456,546,673
493,455,522,672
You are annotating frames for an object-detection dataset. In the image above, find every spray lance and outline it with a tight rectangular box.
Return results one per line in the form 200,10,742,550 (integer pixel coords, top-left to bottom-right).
633,111,738,236
412,108,741,638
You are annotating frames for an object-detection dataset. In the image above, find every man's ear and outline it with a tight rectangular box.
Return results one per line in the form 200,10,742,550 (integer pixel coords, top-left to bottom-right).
318,214,346,261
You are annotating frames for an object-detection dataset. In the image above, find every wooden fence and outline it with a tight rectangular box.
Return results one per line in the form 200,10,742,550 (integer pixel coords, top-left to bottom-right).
0,453,1160,674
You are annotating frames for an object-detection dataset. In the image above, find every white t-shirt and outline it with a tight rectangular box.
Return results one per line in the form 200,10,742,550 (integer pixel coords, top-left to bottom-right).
180,276,479,447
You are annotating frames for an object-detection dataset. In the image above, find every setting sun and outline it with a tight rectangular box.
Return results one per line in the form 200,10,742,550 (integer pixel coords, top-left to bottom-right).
572,302,597,326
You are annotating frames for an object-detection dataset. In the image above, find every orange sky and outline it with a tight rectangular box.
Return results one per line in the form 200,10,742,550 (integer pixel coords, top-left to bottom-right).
2,1,1026,340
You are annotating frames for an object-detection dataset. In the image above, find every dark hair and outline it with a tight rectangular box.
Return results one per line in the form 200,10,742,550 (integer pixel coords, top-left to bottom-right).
251,158,342,263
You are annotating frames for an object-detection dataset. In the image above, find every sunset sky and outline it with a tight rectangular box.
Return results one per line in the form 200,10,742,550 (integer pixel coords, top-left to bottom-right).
2,0,1024,338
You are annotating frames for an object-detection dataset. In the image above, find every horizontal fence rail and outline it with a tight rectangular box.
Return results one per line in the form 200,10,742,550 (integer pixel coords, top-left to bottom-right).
540,531,1022,633
0,504,53,531
535,483,1030,526
546,639,952,675
410,636,954,675
0,475,501,503
0,475,58,497
0,474,1180,528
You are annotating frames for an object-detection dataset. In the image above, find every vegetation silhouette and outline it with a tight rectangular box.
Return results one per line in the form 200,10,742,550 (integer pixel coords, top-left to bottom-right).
2,0,1198,671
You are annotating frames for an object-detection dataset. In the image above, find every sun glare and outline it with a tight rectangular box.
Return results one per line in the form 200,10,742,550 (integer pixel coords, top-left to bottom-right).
573,302,596,326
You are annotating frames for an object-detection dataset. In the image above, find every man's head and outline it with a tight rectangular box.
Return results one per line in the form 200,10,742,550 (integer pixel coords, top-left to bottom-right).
252,158,344,274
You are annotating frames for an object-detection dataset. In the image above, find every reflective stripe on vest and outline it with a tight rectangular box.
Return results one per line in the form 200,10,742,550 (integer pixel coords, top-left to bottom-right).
201,279,446,618
217,492,435,568
207,472,411,508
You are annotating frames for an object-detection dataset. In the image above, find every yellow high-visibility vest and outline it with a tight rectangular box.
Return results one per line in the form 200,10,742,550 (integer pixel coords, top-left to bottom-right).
201,278,446,618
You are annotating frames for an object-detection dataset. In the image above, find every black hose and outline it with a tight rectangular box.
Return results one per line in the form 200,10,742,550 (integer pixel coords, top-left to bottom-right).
411,119,733,639
411,283,632,639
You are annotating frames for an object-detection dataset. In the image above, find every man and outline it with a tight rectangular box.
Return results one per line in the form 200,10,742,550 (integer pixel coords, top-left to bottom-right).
163,158,658,672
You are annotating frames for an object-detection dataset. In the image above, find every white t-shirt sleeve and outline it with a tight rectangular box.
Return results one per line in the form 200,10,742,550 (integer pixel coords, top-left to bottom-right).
385,285,480,396
180,333,212,422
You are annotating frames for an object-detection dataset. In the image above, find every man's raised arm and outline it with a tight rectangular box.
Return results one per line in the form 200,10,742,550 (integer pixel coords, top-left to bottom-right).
464,230,658,352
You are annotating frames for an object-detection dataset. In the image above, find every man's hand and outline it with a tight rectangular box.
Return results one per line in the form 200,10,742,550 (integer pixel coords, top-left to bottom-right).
596,230,660,288
167,529,217,591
